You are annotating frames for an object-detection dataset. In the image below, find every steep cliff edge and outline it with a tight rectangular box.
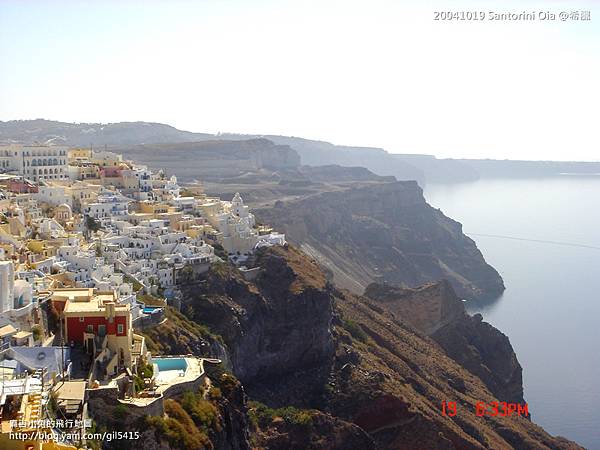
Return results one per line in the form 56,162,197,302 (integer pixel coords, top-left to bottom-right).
329,288,579,450
164,247,580,449
255,181,504,301
117,138,300,182
178,247,334,384
364,281,524,404
364,281,465,335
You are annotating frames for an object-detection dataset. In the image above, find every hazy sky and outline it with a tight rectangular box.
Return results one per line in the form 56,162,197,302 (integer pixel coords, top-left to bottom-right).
1,0,599,160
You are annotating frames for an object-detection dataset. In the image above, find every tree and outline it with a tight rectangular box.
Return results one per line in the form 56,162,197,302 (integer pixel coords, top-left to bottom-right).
85,215,101,232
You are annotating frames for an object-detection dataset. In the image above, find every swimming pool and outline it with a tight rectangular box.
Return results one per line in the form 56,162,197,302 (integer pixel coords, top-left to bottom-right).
153,357,188,372
153,357,189,384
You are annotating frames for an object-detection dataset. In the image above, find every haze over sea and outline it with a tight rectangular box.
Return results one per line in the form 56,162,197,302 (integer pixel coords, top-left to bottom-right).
425,176,600,450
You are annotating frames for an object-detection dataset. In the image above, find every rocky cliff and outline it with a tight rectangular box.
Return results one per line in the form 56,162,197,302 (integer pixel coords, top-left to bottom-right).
328,287,579,450
117,138,300,182
148,246,581,450
255,181,504,301
364,281,524,404
178,247,334,384
364,281,465,335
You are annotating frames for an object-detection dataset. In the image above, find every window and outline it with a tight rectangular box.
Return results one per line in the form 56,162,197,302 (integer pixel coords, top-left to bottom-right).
117,324,124,334
86,325,93,333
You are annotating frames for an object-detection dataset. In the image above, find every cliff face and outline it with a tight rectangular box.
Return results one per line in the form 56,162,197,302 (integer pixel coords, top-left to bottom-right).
364,281,524,404
260,135,426,185
364,281,465,335
161,247,581,450
117,138,300,181
256,181,504,301
179,247,334,384
432,312,525,405
328,288,580,450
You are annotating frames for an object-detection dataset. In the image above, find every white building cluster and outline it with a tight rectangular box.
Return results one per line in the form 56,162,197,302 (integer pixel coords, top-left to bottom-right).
0,142,285,344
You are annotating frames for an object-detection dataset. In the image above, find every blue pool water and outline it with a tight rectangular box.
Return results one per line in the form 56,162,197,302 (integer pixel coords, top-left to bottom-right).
153,358,188,372
143,306,161,314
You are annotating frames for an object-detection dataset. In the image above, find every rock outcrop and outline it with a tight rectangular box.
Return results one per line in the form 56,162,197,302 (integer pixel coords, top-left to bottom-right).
256,181,504,301
364,280,464,335
179,246,334,385
365,280,524,404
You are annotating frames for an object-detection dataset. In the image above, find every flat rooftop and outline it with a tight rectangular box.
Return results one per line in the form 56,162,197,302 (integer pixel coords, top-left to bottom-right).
53,380,86,401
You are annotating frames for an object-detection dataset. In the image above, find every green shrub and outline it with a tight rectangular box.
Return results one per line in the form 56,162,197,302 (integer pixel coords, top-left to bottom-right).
134,375,144,393
137,359,154,379
161,399,212,449
181,391,220,431
86,216,101,232
137,293,166,307
248,401,313,429
217,373,238,397
211,260,228,277
291,410,313,426
342,319,368,343
125,275,143,292
248,401,274,428
113,404,127,421
212,244,227,260
31,325,42,341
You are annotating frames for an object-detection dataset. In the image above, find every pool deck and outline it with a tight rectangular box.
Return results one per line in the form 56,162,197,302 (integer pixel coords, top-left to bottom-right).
120,356,209,407
154,357,201,389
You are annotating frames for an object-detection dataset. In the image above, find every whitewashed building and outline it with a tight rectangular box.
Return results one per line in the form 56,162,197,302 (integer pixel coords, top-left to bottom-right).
0,144,68,182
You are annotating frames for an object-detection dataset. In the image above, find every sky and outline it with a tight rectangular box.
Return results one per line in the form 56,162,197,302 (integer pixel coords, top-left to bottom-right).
1,0,599,161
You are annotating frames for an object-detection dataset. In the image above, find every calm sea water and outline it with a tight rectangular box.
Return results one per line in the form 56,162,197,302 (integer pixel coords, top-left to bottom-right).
425,177,600,450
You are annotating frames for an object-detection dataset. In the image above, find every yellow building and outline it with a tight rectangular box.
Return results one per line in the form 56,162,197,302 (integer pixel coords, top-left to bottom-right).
26,240,61,258
91,153,123,168
197,200,222,220
156,211,183,228
139,201,170,215
67,148,92,161
64,182,101,211
186,224,221,242
68,164,99,181
0,198,10,213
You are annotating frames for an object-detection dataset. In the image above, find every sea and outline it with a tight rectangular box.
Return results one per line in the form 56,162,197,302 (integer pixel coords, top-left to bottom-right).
424,176,600,450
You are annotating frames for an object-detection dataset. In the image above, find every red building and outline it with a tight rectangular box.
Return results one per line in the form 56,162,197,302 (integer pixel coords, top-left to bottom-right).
52,289,143,375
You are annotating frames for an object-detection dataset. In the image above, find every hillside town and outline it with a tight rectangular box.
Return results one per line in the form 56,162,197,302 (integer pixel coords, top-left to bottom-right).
0,144,285,449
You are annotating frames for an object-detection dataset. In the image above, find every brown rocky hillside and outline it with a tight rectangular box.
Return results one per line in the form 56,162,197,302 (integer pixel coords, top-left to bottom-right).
255,181,504,301
143,246,581,450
